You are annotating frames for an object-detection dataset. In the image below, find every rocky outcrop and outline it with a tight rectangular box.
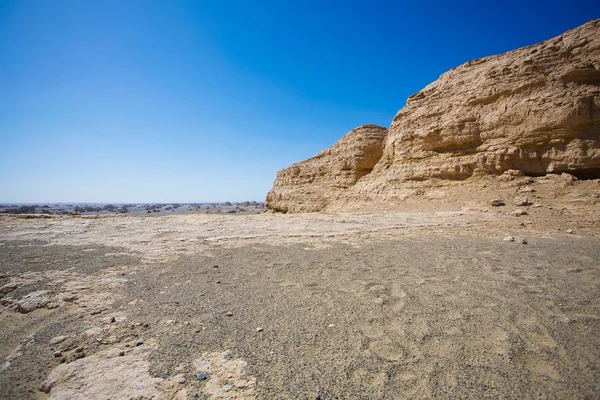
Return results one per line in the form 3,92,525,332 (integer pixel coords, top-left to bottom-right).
370,18,600,184
266,125,388,212
267,19,600,212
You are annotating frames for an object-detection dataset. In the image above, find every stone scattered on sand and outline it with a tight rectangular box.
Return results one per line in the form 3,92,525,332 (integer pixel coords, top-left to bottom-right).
490,199,505,207
514,209,528,216
196,372,208,381
40,345,187,399
17,290,50,314
226,311,233,317
520,238,528,245
0,283,18,296
50,335,67,345
566,229,574,234
503,236,515,242
194,351,256,398
514,196,531,206
256,327,263,332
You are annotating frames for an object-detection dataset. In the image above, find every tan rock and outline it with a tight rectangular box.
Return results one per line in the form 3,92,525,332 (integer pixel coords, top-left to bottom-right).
267,19,600,212
266,125,388,212
371,19,600,184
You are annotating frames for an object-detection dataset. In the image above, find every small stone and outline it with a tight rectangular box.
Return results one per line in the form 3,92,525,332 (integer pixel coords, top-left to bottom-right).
213,265,219,268
226,311,233,317
53,351,62,358
490,199,505,207
191,393,199,399
196,372,208,381
520,238,528,244
514,196,531,206
216,280,222,284
328,324,335,328
566,229,574,234
75,347,84,353
256,327,264,332
119,351,125,357
110,317,116,323
50,335,67,345
74,352,85,360
223,384,233,391
136,339,144,346
503,236,515,242
173,374,186,384
514,209,528,216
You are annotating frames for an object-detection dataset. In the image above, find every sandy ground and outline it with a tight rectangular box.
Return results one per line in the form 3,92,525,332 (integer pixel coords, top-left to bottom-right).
0,200,599,398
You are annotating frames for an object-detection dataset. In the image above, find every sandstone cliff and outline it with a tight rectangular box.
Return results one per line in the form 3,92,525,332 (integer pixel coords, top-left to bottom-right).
266,125,388,212
267,19,600,212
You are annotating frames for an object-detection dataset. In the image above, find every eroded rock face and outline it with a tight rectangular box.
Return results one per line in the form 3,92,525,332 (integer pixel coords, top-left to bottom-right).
266,125,388,212
267,19,600,212
370,18,600,184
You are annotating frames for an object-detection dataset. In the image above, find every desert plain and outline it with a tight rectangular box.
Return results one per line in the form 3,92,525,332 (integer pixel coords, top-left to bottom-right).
0,175,599,399
2,17,600,400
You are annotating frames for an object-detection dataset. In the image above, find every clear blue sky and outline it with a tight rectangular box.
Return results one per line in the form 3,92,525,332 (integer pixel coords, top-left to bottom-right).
1,0,598,203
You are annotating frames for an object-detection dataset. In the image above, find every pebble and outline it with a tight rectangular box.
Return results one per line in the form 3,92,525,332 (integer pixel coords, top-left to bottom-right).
503,236,515,242
191,393,199,399
53,351,62,358
490,199,505,207
223,384,233,391
110,317,116,323
75,347,84,353
50,335,67,345
216,280,222,284
566,229,574,234
256,327,263,332
514,209,528,216
514,196,531,206
196,372,208,381
74,352,85,360
119,351,125,357
213,265,219,268
136,339,144,346
226,311,233,317
520,238,528,244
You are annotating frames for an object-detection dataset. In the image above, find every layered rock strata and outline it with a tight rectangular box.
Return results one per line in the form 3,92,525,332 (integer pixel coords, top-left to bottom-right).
266,125,388,212
267,19,600,212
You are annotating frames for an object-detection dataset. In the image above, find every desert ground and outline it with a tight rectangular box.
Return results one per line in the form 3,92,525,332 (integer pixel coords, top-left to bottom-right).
1,178,599,399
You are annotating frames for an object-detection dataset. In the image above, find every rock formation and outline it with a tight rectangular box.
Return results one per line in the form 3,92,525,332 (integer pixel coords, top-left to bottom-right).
267,19,600,212
266,125,388,212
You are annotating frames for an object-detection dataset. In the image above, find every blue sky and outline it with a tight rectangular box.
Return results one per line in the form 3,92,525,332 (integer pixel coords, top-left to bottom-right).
1,0,598,203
